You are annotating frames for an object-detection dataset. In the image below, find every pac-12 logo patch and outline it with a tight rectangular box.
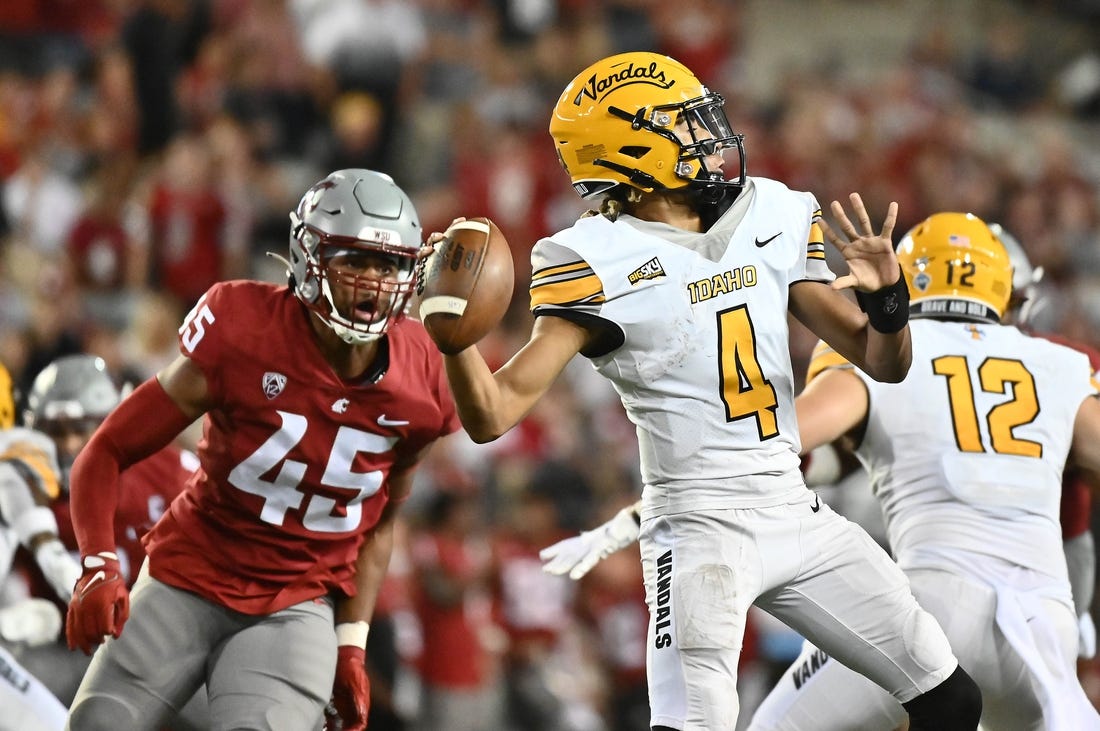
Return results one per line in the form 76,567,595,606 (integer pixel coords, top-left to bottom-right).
628,256,666,285
262,372,287,399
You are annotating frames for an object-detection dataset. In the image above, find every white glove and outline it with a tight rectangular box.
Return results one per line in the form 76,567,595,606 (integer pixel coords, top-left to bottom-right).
0,597,63,647
1079,612,1097,659
540,504,641,580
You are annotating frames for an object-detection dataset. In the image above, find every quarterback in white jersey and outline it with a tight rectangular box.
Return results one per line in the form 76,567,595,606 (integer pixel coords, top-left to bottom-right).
749,212,1100,731
0,362,81,731
429,52,981,731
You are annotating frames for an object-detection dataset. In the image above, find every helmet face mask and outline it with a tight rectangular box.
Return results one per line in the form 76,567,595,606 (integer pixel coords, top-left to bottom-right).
289,169,422,344
896,212,1013,323
550,52,745,200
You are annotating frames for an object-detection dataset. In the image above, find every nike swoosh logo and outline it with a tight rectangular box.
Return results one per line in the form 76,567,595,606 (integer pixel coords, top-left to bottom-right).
755,232,781,247
377,415,410,427
810,494,821,513
84,570,107,592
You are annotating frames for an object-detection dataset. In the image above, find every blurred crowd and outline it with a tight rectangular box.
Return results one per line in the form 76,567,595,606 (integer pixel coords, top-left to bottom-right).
2,0,1100,729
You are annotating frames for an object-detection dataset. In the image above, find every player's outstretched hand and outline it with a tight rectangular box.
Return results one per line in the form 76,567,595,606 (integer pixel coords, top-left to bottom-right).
331,644,370,731
819,193,901,292
540,503,641,580
66,551,130,655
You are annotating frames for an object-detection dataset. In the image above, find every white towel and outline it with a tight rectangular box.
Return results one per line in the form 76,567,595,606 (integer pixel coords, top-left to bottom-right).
994,585,1100,730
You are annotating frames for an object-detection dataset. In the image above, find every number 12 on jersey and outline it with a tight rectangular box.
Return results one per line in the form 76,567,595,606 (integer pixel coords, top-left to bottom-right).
933,355,1042,458
718,305,780,440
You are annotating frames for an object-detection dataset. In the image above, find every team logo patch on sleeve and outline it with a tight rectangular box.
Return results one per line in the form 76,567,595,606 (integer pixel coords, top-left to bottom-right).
628,256,666,285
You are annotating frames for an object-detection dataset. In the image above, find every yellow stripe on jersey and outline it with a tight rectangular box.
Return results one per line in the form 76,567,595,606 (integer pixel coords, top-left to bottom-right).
805,341,854,385
808,221,824,244
0,442,61,499
530,273,606,309
806,222,826,260
531,260,592,282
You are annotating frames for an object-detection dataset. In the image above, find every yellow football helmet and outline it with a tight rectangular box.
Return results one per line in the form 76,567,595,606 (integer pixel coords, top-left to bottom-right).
549,51,745,199
0,361,12,429
896,212,1013,323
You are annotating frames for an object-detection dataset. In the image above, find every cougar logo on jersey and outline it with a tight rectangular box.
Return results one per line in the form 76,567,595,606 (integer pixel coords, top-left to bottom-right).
262,372,287,399
572,60,674,105
654,549,673,649
331,398,350,413
686,265,758,304
791,647,830,689
628,257,666,285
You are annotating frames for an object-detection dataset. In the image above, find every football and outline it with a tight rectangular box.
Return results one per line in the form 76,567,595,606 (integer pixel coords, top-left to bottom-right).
417,217,514,355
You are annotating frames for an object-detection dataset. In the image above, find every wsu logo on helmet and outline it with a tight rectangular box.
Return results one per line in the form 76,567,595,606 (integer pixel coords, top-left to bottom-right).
573,60,675,105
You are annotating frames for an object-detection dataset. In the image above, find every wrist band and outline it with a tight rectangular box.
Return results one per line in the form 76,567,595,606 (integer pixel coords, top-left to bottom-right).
855,268,909,333
336,621,370,649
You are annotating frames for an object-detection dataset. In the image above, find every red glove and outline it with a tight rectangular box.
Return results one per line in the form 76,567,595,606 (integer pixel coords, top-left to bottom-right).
331,643,370,731
66,551,130,655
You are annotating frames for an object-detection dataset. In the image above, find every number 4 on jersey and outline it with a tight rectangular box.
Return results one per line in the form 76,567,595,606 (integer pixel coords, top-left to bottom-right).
718,305,780,440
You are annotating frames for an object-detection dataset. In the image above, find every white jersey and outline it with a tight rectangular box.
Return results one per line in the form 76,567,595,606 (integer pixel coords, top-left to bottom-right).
823,319,1099,583
530,177,834,515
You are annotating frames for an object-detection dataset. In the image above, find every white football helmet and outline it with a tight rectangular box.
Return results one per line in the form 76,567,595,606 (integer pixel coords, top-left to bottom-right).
287,169,422,344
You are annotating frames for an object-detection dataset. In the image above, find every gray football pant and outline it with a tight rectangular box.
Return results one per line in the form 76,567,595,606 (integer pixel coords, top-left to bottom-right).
66,565,337,731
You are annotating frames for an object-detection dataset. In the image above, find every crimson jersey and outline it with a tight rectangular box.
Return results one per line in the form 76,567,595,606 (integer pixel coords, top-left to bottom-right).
20,446,192,605
54,446,193,585
144,281,459,614
1039,332,1100,539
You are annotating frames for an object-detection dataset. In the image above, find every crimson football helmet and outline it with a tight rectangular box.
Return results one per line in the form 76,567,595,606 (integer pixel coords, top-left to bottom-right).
288,169,422,345
549,51,745,200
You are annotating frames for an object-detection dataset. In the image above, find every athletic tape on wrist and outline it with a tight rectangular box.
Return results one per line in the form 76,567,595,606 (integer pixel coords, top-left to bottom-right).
336,621,370,649
855,269,909,333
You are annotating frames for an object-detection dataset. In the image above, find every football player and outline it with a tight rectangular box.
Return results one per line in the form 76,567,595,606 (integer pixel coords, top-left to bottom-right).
994,223,1099,662
426,52,981,731
12,354,195,712
545,213,1100,730
64,169,460,731
0,360,76,730
747,213,1100,729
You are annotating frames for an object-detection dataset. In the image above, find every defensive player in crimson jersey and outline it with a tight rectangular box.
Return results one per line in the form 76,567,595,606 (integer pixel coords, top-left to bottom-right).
64,169,460,731
20,355,194,589
10,355,194,711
